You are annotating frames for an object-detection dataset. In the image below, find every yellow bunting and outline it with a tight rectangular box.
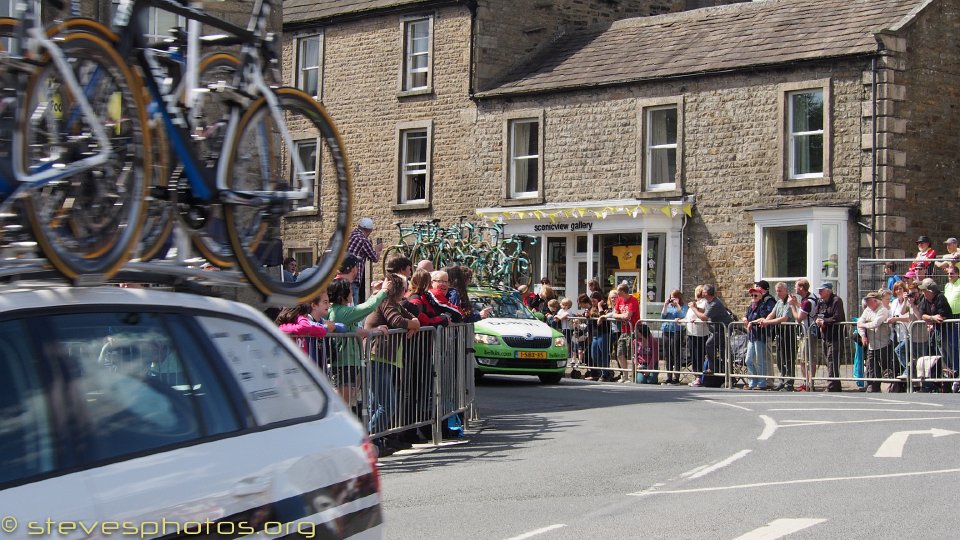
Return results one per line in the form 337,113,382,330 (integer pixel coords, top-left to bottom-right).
577,208,587,218
516,211,526,219
548,213,557,223
593,211,603,219
561,209,571,219
661,206,672,217
683,205,693,217
502,212,511,219
640,206,648,214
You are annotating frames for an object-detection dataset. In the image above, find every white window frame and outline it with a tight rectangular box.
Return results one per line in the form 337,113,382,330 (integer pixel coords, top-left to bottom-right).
753,207,848,307
778,80,831,186
399,15,433,94
296,33,323,99
144,6,184,43
788,89,824,179
399,129,429,204
291,138,319,212
507,118,541,200
645,105,678,191
394,120,432,210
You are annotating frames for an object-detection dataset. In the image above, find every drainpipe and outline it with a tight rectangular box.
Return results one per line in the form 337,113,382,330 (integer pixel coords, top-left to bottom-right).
871,56,878,258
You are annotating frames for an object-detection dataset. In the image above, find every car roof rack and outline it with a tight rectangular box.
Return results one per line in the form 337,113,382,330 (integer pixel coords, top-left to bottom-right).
0,259,250,297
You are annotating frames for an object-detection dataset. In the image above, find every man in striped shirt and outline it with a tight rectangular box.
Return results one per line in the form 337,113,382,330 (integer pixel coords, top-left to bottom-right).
347,217,383,305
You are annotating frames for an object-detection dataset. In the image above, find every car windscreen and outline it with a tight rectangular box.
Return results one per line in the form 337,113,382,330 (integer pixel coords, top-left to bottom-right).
471,293,534,320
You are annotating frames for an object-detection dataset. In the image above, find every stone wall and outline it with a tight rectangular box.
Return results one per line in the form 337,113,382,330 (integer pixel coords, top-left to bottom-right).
894,0,960,254
474,60,870,309
280,4,479,259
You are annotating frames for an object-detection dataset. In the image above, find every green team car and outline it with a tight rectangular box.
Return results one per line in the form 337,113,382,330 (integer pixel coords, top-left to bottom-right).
469,288,568,384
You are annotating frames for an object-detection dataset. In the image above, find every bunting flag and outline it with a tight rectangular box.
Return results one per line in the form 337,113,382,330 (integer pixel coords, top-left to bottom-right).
683,204,693,217
593,211,603,219
502,212,511,220
577,208,587,218
532,210,544,220
516,211,526,219
631,206,641,218
548,213,557,223
661,206,672,217
640,206,648,214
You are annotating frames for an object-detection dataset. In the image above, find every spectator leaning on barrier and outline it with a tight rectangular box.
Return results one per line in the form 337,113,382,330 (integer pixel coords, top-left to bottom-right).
936,238,960,270
943,266,960,377
857,292,893,393
683,285,710,385
918,277,952,367
762,281,797,391
608,283,640,383
743,281,776,390
787,278,819,391
661,289,688,385
814,282,846,392
347,217,384,305
688,284,733,387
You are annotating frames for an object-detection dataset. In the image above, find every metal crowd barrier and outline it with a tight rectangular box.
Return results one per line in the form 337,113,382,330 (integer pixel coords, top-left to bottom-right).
290,322,475,443
565,314,960,393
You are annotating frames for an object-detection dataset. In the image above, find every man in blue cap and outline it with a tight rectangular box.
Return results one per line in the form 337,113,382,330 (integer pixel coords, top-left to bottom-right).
814,282,846,392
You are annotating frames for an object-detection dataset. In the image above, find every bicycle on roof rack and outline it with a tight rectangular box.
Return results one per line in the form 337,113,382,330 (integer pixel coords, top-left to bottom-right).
109,0,352,303
0,0,148,282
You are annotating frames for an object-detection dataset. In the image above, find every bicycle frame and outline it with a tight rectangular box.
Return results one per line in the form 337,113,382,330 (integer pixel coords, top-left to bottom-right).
111,0,309,206
0,0,112,203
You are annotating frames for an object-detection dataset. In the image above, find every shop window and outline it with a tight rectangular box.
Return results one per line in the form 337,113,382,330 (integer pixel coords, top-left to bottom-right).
754,208,847,301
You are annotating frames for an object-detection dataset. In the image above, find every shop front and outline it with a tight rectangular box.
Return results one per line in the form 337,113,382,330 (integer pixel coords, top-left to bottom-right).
476,199,691,318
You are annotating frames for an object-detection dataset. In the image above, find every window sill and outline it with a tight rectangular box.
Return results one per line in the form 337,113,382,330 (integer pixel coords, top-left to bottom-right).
397,88,433,99
776,177,832,189
286,207,319,218
635,187,682,200
500,195,544,207
392,201,431,211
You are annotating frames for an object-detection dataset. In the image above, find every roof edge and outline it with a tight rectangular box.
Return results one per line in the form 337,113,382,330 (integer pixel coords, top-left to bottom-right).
283,0,469,29
888,0,937,32
475,52,878,99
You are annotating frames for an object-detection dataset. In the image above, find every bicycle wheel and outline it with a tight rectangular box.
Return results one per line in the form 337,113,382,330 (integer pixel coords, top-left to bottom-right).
181,53,245,268
19,31,149,279
223,87,352,303
510,252,533,288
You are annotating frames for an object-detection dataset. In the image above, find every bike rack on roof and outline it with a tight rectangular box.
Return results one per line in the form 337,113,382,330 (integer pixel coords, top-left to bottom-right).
0,259,251,297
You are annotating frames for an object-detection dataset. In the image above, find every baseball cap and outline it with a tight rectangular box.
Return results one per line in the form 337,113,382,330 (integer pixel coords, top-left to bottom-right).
817,282,833,291
917,235,931,244
338,254,360,273
753,280,770,291
748,287,763,294
945,237,959,245
918,278,940,293
864,291,880,300
904,270,918,278
358,217,375,230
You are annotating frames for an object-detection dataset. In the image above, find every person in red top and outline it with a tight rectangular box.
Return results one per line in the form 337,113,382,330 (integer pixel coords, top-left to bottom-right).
909,235,937,273
428,270,464,322
608,282,641,383
404,269,452,328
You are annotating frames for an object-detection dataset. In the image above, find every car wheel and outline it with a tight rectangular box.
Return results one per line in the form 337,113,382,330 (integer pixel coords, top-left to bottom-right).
539,373,563,385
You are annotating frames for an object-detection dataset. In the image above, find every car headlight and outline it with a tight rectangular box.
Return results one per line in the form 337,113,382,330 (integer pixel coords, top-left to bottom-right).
477,358,498,366
556,360,567,368
554,336,566,347
475,334,500,345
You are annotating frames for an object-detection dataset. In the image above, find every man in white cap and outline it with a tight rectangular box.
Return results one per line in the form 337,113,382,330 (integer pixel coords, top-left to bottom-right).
347,217,384,305
936,237,960,269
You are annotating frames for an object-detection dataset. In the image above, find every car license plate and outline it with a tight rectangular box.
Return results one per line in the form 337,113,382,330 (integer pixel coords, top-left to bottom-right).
516,351,546,359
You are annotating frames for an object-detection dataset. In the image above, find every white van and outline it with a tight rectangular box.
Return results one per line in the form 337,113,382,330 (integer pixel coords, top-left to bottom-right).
0,286,382,539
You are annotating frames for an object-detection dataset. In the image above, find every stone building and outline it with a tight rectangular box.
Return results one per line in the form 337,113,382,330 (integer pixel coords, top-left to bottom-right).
282,0,959,313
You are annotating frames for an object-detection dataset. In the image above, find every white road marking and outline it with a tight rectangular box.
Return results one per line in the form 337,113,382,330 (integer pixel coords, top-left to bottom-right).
866,397,943,406
769,408,960,413
504,524,566,540
680,463,710,478
874,428,960,458
757,415,778,440
779,416,960,428
736,401,857,405
629,467,960,496
700,399,753,411
686,449,752,480
733,518,827,540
